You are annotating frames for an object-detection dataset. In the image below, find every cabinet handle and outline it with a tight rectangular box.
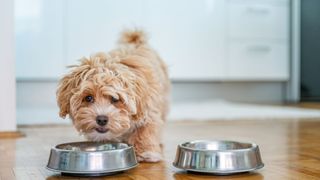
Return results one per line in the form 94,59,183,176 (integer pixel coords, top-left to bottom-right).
247,45,271,52
245,7,270,15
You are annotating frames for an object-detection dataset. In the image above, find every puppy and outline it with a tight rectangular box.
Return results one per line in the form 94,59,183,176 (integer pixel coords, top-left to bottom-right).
56,29,170,162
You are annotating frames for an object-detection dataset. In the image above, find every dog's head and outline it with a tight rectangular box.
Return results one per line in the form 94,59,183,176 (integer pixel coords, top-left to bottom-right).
57,53,148,141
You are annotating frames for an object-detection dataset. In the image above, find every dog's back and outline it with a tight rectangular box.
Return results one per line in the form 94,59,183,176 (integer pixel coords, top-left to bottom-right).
113,29,170,122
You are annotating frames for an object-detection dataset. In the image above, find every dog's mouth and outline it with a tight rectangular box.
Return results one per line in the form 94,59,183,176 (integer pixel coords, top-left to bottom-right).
95,127,108,133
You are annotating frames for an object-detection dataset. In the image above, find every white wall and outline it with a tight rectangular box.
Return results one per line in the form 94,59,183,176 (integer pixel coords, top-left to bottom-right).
0,0,16,131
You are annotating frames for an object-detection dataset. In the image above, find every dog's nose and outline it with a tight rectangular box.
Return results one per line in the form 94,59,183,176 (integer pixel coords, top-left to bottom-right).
96,115,108,126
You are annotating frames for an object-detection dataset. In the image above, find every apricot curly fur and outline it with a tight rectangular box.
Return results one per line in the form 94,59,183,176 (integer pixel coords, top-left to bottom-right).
56,29,170,162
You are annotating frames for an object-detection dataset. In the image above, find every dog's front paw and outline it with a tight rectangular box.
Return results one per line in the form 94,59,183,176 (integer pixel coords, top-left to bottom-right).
137,151,163,162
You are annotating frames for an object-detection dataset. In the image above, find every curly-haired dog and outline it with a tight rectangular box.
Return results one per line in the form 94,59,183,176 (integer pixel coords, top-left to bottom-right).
56,29,170,162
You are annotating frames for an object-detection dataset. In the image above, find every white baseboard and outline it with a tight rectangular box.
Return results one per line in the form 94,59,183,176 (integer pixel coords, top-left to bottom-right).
18,100,320,125
17,80,287,124
17,107,71,125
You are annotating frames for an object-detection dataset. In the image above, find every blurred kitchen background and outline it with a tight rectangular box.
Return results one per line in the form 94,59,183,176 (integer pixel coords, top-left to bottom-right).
1,0,320,130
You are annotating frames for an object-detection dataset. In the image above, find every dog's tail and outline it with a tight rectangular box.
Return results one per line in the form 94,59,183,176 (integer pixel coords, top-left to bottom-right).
119,29,148,46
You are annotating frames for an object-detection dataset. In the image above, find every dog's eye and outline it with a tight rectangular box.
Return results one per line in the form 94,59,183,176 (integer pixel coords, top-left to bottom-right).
84,95,94,103
111,96,119,104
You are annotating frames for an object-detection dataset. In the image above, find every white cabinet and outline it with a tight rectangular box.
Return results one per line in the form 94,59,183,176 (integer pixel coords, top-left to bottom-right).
15,0,64,79
65,0,226,80
143,0,226,80
65,0,145,66
227,41,289,80
225,0,289,80
227,1,289,40
15,0,290,81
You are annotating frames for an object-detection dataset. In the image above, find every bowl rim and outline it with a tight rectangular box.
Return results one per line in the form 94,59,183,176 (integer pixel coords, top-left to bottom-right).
172,162,264,174
46,162,139,174
51,141,133,153
178,140,259,152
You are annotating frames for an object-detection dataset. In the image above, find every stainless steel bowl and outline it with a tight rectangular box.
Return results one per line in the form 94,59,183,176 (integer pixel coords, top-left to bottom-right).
173,140,264,175
46,141,138,176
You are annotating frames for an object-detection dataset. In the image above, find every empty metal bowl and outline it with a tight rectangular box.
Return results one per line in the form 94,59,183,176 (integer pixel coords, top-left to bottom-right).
46,141,138,176
173,140,264,175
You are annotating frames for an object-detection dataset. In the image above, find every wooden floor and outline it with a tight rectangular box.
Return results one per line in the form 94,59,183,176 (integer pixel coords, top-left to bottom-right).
1,119,320,180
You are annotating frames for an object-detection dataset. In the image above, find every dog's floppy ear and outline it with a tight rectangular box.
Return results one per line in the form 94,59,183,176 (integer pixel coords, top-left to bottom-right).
118,91,137,115
57,63,91,118
120,58,150,120
56,73,79,118
57,56,95,118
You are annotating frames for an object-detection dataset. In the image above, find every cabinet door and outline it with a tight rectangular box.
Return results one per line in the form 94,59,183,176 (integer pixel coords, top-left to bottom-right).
227,41,289,80
226,0,289,80
65,0,144,66
227,1,289,40
15,0,64,79
144,0,226,80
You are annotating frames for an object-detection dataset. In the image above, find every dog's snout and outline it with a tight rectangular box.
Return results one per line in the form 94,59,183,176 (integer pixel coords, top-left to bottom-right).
96,115,108,126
